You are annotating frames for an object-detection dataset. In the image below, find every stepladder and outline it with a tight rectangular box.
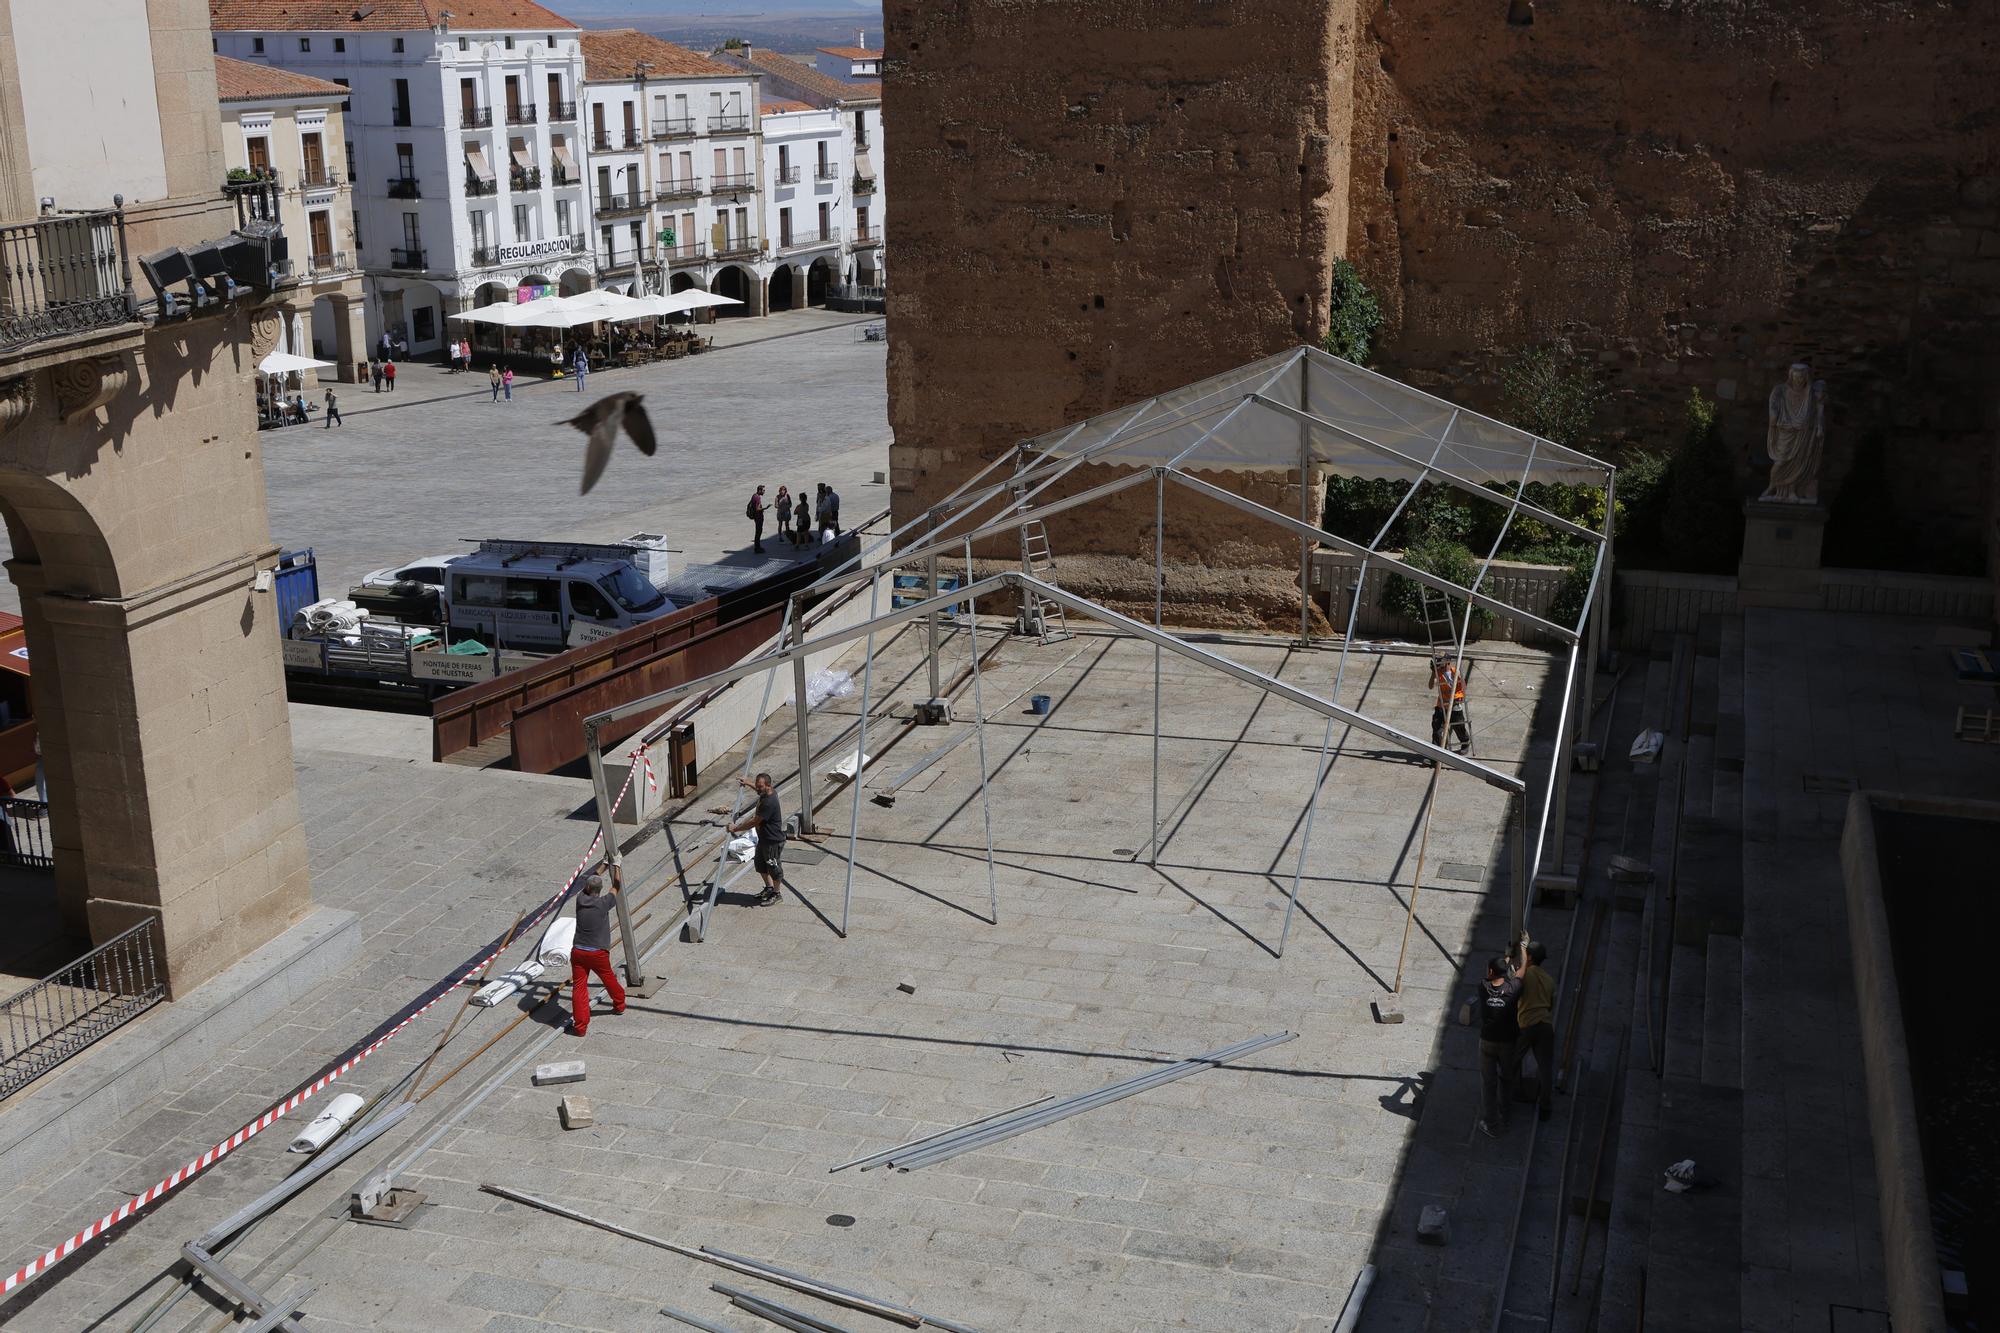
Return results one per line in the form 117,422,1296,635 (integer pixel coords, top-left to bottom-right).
1018,519,1071,643
1420,583,1475,755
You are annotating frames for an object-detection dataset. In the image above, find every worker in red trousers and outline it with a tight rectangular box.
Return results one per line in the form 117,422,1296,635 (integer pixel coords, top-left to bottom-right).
566,864,626,1036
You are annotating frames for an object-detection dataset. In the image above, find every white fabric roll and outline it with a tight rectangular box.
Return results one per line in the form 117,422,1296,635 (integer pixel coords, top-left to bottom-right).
288,1091,365,1153
473,959,545,1007
724,834,756,863
537,916,575,968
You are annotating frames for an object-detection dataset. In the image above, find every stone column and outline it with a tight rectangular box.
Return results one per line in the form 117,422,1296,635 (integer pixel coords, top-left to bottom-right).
1,559,88,936
331,291,366,382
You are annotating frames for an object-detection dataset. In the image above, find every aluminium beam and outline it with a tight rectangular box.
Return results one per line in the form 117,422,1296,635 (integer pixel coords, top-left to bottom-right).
1164,469,1583,645
1015,574,1524,791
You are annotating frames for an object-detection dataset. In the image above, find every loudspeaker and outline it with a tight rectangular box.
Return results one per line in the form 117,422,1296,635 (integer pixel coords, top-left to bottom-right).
185,241,228,280
220,235,268,289
140,247,192,291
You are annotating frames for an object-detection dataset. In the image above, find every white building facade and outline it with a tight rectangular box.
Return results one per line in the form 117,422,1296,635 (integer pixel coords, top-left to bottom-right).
760,103,845,311
577,30,768,314
213,1,592,359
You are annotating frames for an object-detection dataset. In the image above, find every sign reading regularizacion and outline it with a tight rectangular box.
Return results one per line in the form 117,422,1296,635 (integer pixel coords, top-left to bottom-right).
494,236,576,265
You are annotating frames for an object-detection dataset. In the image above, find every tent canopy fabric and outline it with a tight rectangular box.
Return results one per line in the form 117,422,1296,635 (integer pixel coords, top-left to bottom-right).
1023,346,1613,487
257,350,334,374
631,289,742,317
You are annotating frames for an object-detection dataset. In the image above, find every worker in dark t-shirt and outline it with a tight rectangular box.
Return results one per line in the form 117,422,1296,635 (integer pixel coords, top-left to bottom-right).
565,864,626,1037
1474,955,1521,1138
713,772,786,906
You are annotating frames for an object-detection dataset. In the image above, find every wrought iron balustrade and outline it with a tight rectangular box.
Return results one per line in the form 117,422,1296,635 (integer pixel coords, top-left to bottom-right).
390,246,426,269
387,176,421,199
0,917,165,1099
0,205,137,355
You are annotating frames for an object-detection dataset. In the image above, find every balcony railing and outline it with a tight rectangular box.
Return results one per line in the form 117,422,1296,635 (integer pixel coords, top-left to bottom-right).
778,225,840,251
597,248,653,274
711,112,752,133
663,240,708,265
466,175,499,197
0,916,164,1100
552,167,580,187
652,115,695,138
590,131,613,151
596,192,647,218
390,246,426,269
391,106,412,127
776,165,801,184
548,99,578,121
224,177,282,225
851,228,882,248
509,167,543,191
815,164,840,181
299,170,339,190
461,107,493,129
656,177,702,201
387,175,421,198
506,103,538,125
710,173,756,194
715,233,761,259
307,250,349,276
470,245,499,267
0,797,52,870
852,172,877,193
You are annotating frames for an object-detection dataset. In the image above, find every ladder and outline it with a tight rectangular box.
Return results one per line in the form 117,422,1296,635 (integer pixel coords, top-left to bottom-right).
1018,520,1070,643
1419,583,1474,756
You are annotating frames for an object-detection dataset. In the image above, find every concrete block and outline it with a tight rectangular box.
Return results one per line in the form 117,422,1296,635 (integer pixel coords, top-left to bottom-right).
533,1061,586,1086
1417,1204,1450,1245
559,1094,593,1130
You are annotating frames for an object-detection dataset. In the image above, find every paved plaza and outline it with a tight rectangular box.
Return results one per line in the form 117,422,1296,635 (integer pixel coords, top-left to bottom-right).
0,619,1559,1331
0,309,890,615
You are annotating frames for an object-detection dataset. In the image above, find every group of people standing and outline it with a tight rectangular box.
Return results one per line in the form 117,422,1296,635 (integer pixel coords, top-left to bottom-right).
1473,934,1556,1137
747,482,841,555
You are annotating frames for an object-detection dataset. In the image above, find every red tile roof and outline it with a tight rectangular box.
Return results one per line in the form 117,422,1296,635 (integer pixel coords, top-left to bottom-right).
580,28,739,81
760,98,811,115
712,48,878,107
210,0,576,33
214,53,350,100
816,46,880,60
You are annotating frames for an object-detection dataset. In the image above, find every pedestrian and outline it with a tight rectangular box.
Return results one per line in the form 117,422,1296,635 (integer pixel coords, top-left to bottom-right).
775,486,793,545
1475,954,1521,1137
501,366,513,401
383,358,397,392
747,485,767,554
712,773,785,906
793,487,812,545
370,360,382,393
323,386,341,427
827,485,841,536
1512,935,1556,1122
457,338,469,373
573,344,588,393
377,330,392,362
486,365,500,401
1430,654,1471,754
564,864,627,1036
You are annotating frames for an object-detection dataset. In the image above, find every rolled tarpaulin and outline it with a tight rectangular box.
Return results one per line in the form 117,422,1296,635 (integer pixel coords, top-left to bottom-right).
473,959,545,1008
537,916,575,969
288,1091,365,1153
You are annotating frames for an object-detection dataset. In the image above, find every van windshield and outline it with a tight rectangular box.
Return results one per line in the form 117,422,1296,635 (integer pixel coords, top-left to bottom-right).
600,566,665,613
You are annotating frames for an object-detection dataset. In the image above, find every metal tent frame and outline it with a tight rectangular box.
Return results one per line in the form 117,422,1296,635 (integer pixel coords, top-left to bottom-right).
583,347,1615,986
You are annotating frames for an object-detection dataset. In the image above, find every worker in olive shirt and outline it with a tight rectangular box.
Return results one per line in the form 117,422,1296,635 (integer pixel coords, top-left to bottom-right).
713,772,785,906
1512,935,1557,1122
565,865,626,1036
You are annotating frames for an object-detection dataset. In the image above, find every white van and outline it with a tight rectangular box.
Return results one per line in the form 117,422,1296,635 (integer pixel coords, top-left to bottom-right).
444,541,679,650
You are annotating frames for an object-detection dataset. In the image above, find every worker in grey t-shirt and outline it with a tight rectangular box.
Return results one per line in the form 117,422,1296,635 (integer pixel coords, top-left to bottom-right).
713,772,785,907
565,864,626,1037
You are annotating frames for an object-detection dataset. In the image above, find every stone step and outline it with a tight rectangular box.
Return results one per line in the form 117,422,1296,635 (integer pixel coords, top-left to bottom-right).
1661,940,1707,1087
1701,934,1743,1091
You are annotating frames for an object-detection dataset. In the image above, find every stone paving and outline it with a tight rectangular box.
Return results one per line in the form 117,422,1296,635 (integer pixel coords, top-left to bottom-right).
0,309,887,614
0,622,1559,1332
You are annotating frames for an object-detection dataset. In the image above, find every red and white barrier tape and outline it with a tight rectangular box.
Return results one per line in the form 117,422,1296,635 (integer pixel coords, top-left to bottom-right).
1,752,643,1297
635,743,658,796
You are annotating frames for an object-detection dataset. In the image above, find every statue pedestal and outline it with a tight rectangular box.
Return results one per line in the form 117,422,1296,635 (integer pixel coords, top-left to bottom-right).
1737,500,1828,609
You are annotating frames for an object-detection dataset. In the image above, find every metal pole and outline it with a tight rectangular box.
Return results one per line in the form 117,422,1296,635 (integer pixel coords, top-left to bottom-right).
582,723,644,990
965,539,998,924
1298,364,1314,649
790,594,815,835
1391,766,1442,993
1151,472,1164,866
839,576,880,937
924,505,943,702
1510,796,1531,939
195,1102,414,1251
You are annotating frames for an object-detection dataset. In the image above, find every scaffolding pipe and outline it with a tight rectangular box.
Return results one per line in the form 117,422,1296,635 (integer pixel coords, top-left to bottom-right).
838,577,881,938
582,734,646,990
1151,472,1164,867
964,540,998,924
790,597,816,835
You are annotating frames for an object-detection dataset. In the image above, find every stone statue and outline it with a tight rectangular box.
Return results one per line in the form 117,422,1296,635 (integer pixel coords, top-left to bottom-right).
1760,362,1827,504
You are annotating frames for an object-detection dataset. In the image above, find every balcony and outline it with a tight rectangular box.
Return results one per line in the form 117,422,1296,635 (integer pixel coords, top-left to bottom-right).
298,170,339,191
509,166,543,191
465,175,499,197
851,228,882,249
852,172,877,194
461,107,493,129
597,247,653,275
506,103,538,125
469,245,498,267
776,165,801,185
224,176,282,225
710,173,756,194
387,175,421,199
595,192,647,219
390,246,426,269
662,240,708,266
652,115,695,139
307,250,350,277
714,233,760,259
548,99,578,122
815,164,840,182
655,177,702,201
391,106,412,127
778,225,840,252
0,206,138,356
710,112,752,133
552,167,581,187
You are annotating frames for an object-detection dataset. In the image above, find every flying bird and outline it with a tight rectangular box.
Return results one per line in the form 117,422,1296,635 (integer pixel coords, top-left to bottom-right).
564,391,657,494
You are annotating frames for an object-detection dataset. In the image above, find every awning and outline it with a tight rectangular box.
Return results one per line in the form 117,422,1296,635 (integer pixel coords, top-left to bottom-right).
853,151,873,179
465,145,495,182
505,290,655,329
553,141,579,177
257,350,335,375
633,290,742,317
511,147,533,171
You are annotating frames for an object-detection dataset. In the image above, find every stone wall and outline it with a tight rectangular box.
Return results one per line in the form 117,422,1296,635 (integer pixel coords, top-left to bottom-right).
883,0,1356,577
1347,0,2000,567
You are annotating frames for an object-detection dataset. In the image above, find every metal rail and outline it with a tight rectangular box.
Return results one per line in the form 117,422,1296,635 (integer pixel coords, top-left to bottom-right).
1,918,164,1098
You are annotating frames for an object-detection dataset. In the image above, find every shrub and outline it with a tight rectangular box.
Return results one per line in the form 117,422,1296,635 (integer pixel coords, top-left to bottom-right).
1659,390,1742,573
1499,343,1606,456
1381,531,1493,634
1322,259,1383,366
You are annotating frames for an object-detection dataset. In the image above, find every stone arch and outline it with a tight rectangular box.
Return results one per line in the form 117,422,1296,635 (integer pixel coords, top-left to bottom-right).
711,264,756,316
768,264,799,312
558,268,594,297
807,257,835,307
669,271,705,294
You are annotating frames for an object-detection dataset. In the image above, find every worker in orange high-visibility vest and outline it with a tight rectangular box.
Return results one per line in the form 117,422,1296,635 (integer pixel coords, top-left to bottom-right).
1430,654,1471,754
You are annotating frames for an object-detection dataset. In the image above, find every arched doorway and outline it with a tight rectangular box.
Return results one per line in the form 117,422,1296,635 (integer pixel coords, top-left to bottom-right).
806,257,835,308
711,265,755,317
768,265,798,312
374,279,447,360
468,282,513,359
558,268,593,297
